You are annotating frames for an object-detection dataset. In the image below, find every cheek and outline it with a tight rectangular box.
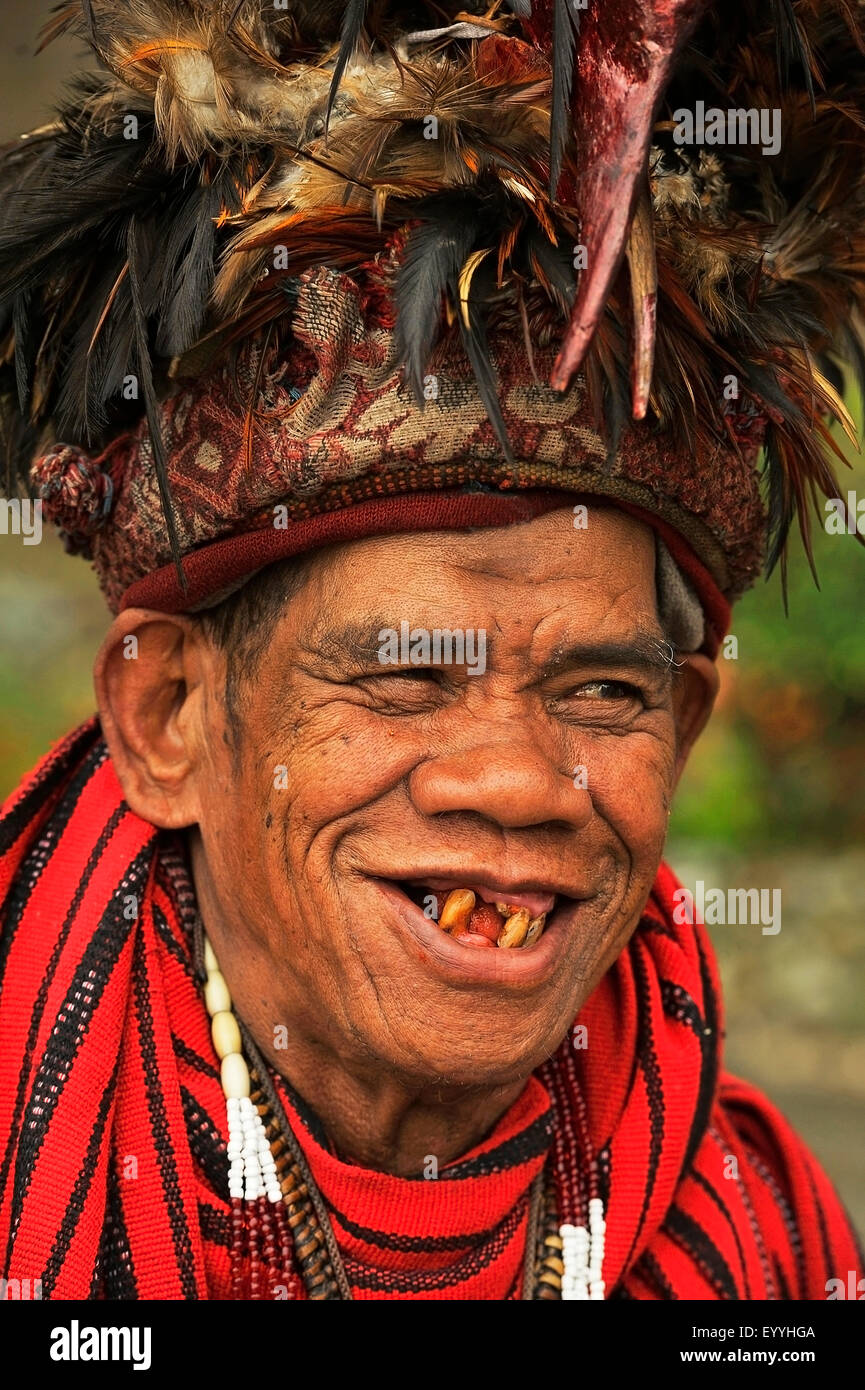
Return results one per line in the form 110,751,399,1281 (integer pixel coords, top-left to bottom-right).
270,703,416,833
586,727,675,859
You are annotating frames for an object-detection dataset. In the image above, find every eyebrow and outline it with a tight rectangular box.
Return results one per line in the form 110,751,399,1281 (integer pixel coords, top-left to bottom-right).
538,634,680,680
310,619,397,666
309,618,679,677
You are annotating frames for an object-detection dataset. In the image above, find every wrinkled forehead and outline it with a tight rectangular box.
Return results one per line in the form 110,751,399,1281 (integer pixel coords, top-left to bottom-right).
292,504,705,655
295,506,661,644
317,504,656,587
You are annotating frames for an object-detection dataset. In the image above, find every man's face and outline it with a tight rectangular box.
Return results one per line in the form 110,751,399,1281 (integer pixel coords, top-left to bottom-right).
179,507,707,1088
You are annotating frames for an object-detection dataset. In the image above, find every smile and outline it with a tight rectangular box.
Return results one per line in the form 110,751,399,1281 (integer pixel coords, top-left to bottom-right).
372,874,590,988
402,880,554,949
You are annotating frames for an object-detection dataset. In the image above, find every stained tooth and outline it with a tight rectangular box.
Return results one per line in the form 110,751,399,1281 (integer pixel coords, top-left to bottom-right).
496,902,520,918
497,907,531,948
524,914,546,946
439,889,476,933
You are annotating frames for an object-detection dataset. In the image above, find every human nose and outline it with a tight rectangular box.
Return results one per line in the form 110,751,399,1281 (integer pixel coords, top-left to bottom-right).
408,736,592,831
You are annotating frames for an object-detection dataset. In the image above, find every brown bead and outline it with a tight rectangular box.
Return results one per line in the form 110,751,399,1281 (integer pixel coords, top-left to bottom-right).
538,1269,562,1288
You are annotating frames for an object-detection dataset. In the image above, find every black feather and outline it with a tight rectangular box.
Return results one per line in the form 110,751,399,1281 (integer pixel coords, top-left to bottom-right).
772,0,816,115
12,292,35,414
127,218,185,587
156,181,222,358
600,367,630,473
81,0,98,48
525,226,577,313
227,0,252,31
549,0,580,197
459,308,516,468
325,0,368,137
394,201,477,403
761,423,792,581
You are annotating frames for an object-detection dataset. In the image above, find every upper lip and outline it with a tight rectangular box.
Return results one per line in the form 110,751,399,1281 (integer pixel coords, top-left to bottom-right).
379,870,586,903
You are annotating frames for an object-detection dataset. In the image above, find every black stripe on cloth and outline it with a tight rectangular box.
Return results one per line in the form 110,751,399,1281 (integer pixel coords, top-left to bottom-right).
4,837,152,1267
685,933,720,1173
180,1085,228,1199
153,901,198,981
438,1109,554,1180
634,1247,678,1299
717,1128,778,1301
619,944,666,1275
0,720,101,858
99,1160,140,1300
690,1167,751,1298
0,737,109,996
638,912,678,942
156,836,199,934
330,1204,514,1254
804,1160,835,1286
198,1201,229,1248
38,1055,121,1297
132,934,200,1299
660,954,719,1181
664,1204,739,1300
172,1034,220,1082
773,1254,792,1301
342,1191,529,1293
736,1140,794,1297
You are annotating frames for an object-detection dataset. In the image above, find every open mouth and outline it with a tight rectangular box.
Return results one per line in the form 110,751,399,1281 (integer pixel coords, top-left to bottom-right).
397,879,560,951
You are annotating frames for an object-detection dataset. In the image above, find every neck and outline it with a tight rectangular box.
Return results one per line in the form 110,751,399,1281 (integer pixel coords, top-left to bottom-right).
251,1029,527,1176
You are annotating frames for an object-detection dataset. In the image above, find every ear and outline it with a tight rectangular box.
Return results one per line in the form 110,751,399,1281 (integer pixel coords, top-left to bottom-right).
671,652,720,786
93,608,219,828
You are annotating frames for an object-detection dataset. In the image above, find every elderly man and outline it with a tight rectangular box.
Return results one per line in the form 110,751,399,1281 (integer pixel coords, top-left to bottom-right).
0,1,863,1300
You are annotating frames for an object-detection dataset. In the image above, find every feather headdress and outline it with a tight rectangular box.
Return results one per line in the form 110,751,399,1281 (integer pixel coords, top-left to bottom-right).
1,0,864,602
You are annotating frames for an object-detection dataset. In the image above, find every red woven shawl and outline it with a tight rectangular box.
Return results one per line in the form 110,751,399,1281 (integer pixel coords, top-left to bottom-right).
0,721,860,1299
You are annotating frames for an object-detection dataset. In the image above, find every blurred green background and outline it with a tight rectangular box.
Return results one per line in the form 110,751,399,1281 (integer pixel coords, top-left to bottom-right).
1,3,863,1233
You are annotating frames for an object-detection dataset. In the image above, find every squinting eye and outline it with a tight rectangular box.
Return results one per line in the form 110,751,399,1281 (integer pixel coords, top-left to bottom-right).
576,681,640,700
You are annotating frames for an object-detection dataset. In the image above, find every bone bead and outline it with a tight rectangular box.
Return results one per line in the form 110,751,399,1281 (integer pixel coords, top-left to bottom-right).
211,1009,242,1059
204,970,231,1015
221,1052,251,1100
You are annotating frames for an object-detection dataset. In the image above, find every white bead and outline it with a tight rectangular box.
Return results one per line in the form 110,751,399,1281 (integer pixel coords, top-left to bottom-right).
559,1223,579,1238
590,1280,605,1300
220,1052,250,1100
204,971,232,1016
228,1182,244,1200
204,937,219,974
588,1198,604,1220
211,1010,242,1060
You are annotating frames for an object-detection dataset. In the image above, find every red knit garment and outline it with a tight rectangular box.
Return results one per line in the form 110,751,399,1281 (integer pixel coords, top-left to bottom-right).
0,721,861,1300
270,1073,553,1300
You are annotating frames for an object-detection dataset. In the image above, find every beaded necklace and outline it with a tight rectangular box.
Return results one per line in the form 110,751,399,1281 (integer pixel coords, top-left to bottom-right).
200,928,606,1301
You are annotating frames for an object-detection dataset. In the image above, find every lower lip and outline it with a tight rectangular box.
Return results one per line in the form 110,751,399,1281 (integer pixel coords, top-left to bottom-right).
374,880,582,990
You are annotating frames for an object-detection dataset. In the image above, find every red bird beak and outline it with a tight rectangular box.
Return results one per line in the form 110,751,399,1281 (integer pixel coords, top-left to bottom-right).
549,0,710,412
